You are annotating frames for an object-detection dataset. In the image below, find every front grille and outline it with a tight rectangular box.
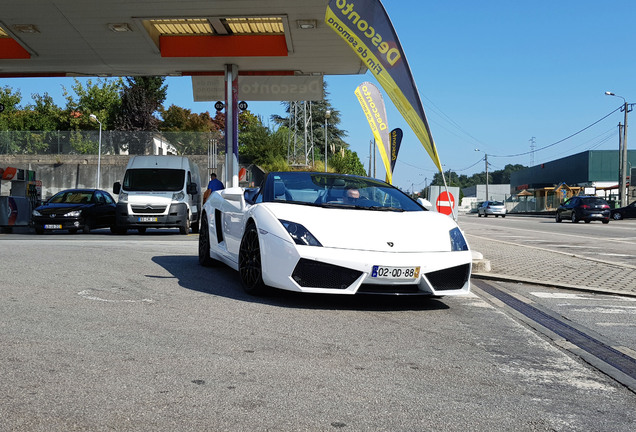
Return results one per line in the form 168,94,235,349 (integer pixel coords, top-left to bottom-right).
292,259,362,289
425,264,470,291
131,205,167,214
358,284,420,294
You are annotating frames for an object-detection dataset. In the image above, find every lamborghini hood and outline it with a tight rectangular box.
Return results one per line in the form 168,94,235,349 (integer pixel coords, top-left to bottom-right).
261,203,463,253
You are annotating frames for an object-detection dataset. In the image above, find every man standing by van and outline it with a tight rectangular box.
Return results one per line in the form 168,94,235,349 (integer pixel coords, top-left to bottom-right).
204,173,224,203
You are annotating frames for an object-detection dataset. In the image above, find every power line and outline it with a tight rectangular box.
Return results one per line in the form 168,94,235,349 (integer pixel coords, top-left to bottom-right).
490,106,622,158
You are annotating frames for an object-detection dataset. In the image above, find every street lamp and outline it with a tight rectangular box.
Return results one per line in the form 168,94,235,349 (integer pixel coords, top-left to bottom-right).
605,91,631,207
475,148,489,200
89,114,102,189
324,110,331,172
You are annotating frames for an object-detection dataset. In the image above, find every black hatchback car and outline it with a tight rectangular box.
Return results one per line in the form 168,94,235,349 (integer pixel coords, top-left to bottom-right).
32,188,117,234
555,196,610,224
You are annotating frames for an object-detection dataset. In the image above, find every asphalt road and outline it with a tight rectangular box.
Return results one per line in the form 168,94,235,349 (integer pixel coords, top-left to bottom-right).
459,212,636,267
1,229,636,431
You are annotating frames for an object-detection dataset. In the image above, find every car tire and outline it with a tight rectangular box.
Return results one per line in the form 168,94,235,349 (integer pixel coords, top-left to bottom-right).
571,213,578,223
585,220,591,224
484,214,488,217
602,219,610,224
179,213,190,235
502,215,506,218
198,213,216,267
555,212,562,223
191,216,200,234
239,222,269,296
478,213,482,217
612,212,623,220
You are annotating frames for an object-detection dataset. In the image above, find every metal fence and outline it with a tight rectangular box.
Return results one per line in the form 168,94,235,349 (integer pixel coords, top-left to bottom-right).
0,130,223,156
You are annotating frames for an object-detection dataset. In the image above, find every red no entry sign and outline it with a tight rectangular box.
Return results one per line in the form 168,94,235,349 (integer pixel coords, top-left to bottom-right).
436,191,455,215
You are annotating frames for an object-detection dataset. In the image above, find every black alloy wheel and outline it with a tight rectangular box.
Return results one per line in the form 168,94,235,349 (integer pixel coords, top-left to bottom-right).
238,223,268,295
555,212,562,223
198,213,216,267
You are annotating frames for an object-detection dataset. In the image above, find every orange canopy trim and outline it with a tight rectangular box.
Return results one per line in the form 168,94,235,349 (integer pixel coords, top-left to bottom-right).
0,39,30,59
160,35,288,58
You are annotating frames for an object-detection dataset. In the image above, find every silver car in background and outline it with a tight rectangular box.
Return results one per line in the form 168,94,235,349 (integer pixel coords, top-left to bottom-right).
478,200,506,218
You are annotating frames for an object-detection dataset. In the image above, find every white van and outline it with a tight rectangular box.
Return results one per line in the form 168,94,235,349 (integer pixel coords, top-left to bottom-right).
113,156,201,234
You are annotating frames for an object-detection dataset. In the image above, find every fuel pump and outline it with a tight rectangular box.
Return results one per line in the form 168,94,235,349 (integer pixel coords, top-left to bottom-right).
0,166,41,232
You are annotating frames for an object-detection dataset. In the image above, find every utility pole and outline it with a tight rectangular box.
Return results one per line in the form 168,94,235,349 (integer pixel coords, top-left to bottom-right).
485,153,489,201
605,91,632,207
529,137,536,166
622,102,629,207
618,123,623,204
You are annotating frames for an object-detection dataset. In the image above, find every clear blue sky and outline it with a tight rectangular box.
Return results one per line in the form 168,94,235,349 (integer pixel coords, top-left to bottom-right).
2,0,635,192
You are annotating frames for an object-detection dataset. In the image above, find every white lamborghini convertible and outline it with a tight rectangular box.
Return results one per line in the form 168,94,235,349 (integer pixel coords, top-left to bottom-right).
198,171,472,296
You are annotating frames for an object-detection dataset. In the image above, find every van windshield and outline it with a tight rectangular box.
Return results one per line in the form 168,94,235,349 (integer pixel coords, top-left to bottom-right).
123,169,185,192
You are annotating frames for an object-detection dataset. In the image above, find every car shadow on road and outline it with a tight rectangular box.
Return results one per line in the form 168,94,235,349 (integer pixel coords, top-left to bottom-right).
151,255,450,312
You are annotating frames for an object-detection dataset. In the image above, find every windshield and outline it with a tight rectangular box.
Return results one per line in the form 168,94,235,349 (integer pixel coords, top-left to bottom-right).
122,169,185,192
258,172,423,212
49,190,93,204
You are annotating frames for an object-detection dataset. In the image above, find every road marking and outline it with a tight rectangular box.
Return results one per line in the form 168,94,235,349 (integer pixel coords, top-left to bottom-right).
78,290,154,303
531,292,593,299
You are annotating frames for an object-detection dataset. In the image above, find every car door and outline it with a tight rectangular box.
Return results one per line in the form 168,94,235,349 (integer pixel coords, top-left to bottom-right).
626,202,636,218
561,197,576,219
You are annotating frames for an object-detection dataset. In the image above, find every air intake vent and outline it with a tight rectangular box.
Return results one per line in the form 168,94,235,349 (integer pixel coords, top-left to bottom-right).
292,259,362,289
425,264,470,291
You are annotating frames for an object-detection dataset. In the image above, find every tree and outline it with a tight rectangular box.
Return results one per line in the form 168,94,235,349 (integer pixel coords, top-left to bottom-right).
114,76,167,154
159,105,222,154
328,148,367,176
62,78,123,130
238,111,289,171
271,82,350,163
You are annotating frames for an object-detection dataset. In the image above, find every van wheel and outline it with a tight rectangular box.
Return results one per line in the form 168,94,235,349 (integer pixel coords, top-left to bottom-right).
191,216,200,234
179,214,190,235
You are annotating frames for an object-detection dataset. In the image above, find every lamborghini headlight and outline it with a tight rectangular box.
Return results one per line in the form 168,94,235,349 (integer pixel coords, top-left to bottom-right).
449,227,468,251
279,220,322,247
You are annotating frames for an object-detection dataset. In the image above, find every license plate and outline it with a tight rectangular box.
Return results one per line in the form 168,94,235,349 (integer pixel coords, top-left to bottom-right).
138,217,158,222
372,265,420,279
44,224,62,229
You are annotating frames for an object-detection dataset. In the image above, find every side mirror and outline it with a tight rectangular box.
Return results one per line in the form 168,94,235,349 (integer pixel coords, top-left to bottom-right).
187,183,198,195
244,187,260,204
113,182,121,194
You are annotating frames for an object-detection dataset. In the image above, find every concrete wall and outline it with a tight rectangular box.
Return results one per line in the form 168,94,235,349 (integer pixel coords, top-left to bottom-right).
0,154,221,199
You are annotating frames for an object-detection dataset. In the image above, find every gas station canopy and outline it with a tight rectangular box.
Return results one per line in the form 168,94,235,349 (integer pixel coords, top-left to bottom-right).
0,0,366,78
